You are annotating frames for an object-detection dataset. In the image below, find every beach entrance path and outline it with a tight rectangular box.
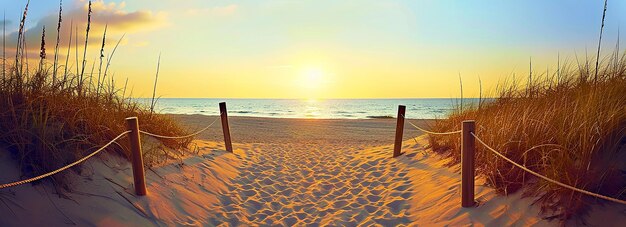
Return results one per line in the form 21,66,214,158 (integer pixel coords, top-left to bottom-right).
0,116,555,226
0,115,572,226
194,137,548,226
209,142,414,225
160,115,549,226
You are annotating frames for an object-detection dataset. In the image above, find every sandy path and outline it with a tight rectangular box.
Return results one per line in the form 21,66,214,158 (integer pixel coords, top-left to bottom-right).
209,143,413,226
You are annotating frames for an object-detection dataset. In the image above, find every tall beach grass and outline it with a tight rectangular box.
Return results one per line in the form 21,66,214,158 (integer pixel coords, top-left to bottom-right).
0,1,190,191
430,52,626,220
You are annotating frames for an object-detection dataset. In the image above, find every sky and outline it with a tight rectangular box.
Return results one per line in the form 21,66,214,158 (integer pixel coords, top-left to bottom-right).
0,0,624,99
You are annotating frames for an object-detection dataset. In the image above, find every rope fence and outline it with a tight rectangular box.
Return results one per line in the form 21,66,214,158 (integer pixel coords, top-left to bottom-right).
2,102,623,211
471,132,626,206
0,130,131,189
139,113,221,139
0,102,234,196
401,114,462,135
392,105,626,207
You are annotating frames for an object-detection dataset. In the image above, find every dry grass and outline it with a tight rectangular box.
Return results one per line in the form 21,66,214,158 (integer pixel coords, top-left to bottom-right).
0,1,190,191
430,52,626,220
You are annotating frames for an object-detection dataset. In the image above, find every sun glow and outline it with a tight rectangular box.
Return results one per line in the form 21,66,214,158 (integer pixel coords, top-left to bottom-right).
295,67,329,99
300,68,325,89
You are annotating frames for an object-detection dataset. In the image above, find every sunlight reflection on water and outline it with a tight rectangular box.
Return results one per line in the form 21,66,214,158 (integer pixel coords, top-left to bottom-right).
137,98,487,119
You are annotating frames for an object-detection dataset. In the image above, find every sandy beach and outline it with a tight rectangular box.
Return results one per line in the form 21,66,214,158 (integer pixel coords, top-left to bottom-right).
0,115,624,226
168,115,435,145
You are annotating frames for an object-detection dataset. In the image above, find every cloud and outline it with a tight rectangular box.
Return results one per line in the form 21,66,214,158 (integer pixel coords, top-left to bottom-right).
86,1,167,31
3,0,168,55
186,4,238,17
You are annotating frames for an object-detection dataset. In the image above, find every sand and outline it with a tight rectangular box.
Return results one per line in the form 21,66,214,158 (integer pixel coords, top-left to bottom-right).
0,115,624,226
168,115,435,146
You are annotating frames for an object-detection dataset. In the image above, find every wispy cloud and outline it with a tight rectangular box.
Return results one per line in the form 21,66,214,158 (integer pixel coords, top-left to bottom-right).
3,0,168,53
86,1,167,31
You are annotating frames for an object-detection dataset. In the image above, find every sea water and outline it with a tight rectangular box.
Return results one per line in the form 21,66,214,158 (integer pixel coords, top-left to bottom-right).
137,98,484,119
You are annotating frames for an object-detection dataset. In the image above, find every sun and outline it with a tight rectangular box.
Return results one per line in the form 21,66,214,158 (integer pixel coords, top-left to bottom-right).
296,67,330,99
300,68,325,89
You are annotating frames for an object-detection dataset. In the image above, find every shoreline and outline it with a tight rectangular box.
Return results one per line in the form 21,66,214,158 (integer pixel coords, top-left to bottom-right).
167,114,437,146
164,113,440,120
143,98,465,120
166,113,438,120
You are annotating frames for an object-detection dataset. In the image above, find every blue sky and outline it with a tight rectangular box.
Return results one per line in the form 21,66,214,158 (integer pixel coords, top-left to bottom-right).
0,0,624,98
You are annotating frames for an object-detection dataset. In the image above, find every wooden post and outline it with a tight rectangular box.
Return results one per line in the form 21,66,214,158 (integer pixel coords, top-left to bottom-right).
393,105,406,158
125,117,147,196
461,120,476,207
219,102,233,152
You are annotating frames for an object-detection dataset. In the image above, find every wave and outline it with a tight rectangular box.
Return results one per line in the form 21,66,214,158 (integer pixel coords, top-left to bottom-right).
367,115,395,119
234,110,256,114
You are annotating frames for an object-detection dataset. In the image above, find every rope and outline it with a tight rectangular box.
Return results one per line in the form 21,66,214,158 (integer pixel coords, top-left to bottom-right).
471,132,626,206
0,131,131,189
401,114,462,135
139,114,221,140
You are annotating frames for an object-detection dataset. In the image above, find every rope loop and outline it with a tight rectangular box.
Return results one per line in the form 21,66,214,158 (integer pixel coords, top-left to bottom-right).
139,113,221,139
401,114,462,135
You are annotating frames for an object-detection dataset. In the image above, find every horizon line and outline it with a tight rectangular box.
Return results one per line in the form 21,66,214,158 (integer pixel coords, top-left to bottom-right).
130,97,498,100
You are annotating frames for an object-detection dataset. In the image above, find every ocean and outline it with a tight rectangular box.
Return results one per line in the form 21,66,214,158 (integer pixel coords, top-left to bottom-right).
138,98,484,119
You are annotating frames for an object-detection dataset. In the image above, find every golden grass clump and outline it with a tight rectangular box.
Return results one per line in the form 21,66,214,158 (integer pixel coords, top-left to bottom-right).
430,53,626,220
0,1,191,191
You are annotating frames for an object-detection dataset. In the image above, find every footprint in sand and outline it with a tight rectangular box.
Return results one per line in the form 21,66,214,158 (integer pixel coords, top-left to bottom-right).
208,143,415,225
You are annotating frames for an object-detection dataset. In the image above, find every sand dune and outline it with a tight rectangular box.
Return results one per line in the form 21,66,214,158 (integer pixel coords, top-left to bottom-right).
0,116,624,226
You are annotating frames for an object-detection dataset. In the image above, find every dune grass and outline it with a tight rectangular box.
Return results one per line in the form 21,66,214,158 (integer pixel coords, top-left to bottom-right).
0,1,190,191
429,51,626,220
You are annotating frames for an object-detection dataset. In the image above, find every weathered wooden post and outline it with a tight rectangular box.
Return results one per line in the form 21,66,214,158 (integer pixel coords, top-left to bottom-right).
461,120,476,207
219,102,233,152
125,117,147,196
393,105,406,158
